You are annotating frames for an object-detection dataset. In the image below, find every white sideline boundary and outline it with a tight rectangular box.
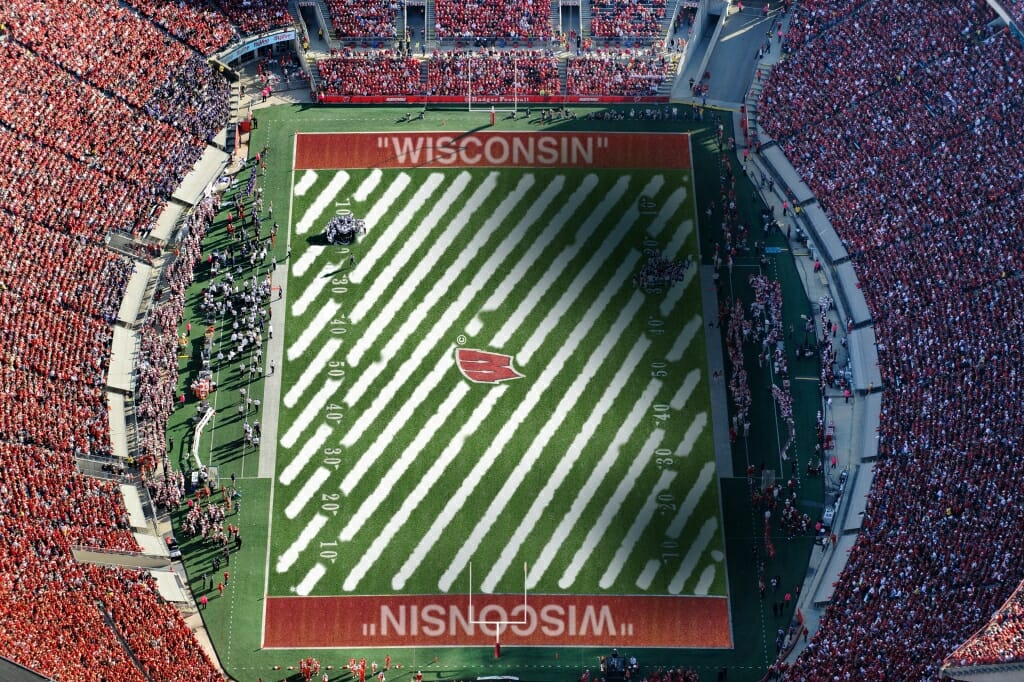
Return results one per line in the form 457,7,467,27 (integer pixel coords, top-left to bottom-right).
342,388,507,592
348,172,474,326
283,338,344,409
441,262,645,592
276,513,329,573
296,171,349,234
279,423,333,485
599,469,678,589
465,174,601,337
481,334,652,593
348,172,526,367
668,517,718,594
349,173,440,285
339,382,470,540
558,425,667,589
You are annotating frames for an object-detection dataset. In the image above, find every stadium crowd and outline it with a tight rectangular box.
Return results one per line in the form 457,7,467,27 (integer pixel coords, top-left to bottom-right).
946,580,1024,667
435,0,551,39
122,0,238,54
566,50,675,97
215,0,292,36
590,0,667,39
327,0,398,38
427,49,561,97
0,1,232,676
317,51,423,96
758,0,1024,677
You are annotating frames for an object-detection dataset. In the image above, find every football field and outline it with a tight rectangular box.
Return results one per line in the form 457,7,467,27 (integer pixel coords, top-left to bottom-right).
264,130,730,650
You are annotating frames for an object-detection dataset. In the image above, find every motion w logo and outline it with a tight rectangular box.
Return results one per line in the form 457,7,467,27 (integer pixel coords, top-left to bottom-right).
455,348,525,384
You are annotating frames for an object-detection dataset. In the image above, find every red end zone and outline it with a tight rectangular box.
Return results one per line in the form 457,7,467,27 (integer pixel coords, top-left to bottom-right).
264,594,730,649
294,132,691,170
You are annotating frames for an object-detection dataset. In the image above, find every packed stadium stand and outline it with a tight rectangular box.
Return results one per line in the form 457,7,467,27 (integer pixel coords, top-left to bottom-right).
434,0,552,39
757,0,1024,678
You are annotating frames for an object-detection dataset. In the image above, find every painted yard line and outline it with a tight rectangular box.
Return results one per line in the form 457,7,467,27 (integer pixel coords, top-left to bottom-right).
666,460,716,538
465,174,601,337
349,172,528,367
557,425,667,589
295,171,350,234
659,258,698,319
278,379,343,450
444,280,645,593
275,513,329,573
402,286,648,594
674,412,708,458
668,517,718,594
295,562,327,596
666,315,703,363
599,469,678,589
516,231,643,366
342,172,558,414
350,173,440,285
283,338,344,409
527,371,662,589
292,245,325,278
670,368,702,411
284,466,331,520
343,388,507,592
480,301,651,593
279,424,333,486
694,564,717,595
291,262,341,317
293,170,319,197
492,175,662,351
636,558,661,590
348,172,475,326
286,300,342,362
339,382,470,540
647,187,688,238
353,168,383,202
339,359,455,495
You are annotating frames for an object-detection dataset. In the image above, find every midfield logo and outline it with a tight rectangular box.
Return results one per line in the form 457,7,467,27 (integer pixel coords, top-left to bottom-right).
455,348,524,384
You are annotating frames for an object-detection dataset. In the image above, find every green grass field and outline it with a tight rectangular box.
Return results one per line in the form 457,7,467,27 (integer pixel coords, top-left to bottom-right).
168,106,823,682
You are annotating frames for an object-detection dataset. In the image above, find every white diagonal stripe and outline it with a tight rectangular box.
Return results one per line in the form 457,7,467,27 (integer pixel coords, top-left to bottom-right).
349,172,527,367
296,171,349,234
636,559,661,590
339,359,452,494
292,245,325,278
557,426,666,589
284,338,344,409
441,271,645,592
276,513,329,572
599,469,678,588
350,173,440,285
354,168,383,202
339,382,470,539
668,517,718,594
527,363,662,589
674,412,708,458
666,460,716,538
294,170,319,196
482,335,652,593
670,368,702,411
647,187,688,238
343,387,507,591
287,301,342,362
296,563,327,596
279,379,343,450
667,316,702,363
348,172,474,325
291,262,341,317
284,466,331,519
465,174,600,336
279,423,333,485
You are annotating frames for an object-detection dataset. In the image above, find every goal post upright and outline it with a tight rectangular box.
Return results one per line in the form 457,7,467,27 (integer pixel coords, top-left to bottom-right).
466,561,530,658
